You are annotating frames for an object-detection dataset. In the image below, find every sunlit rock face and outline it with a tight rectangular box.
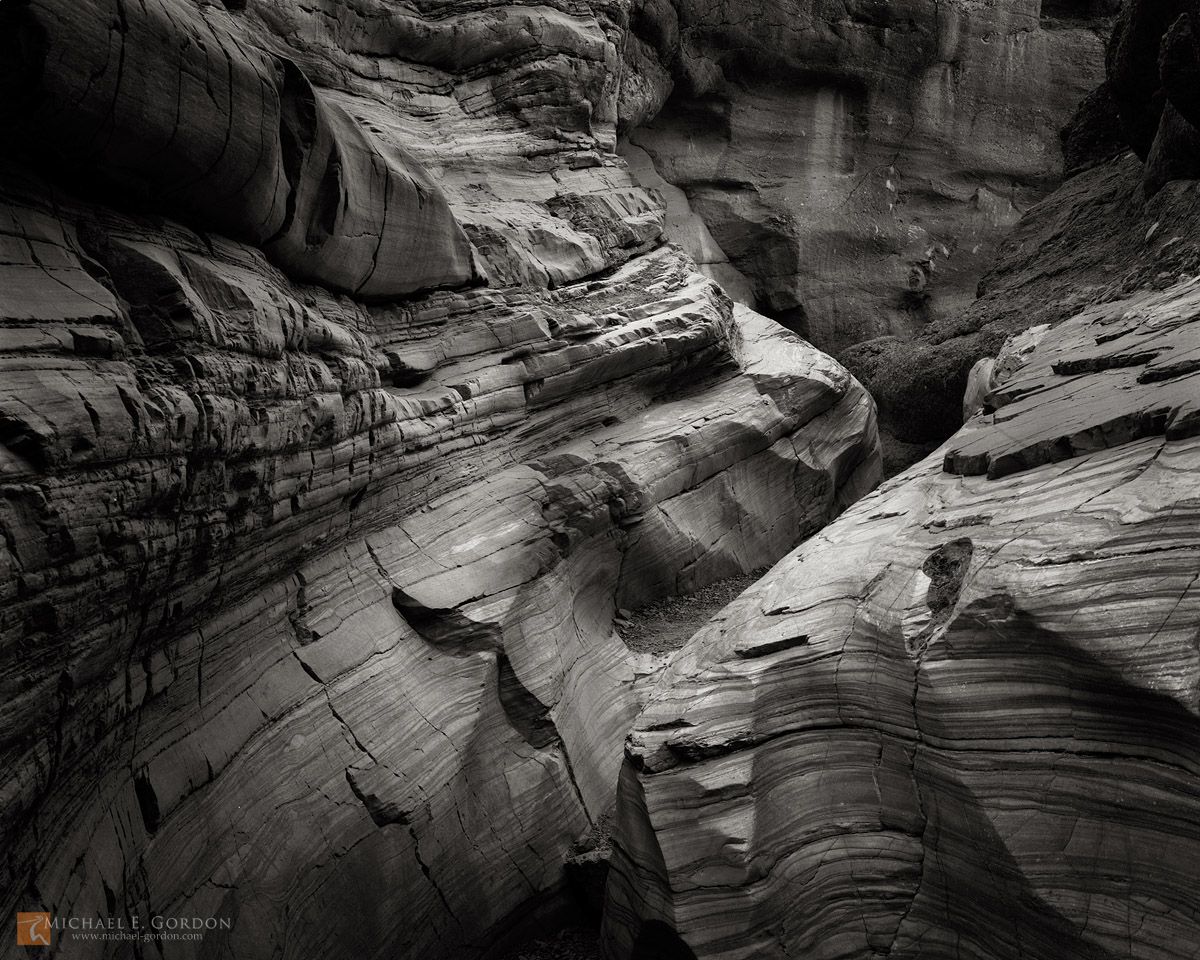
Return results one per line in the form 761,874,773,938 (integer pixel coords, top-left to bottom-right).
619,0,1109,353
602,275,1200,960
0,0,882,956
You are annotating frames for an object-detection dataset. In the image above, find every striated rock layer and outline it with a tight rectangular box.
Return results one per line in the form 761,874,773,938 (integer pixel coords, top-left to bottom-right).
603,278,1200,959
0,0,882,956
618,0,1110,353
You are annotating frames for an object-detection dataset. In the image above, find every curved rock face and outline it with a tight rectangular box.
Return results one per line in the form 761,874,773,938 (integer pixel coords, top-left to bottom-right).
602,279,1200,959
619,0,1108,353
0,0,883,956
1,0,481,299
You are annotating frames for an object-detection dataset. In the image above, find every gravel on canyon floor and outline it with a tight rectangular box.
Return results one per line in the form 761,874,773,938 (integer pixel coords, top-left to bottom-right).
498,926,603,960
616,568,769,655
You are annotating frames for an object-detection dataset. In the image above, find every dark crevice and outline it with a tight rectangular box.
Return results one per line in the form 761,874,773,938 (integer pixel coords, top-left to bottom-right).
265,59,317,245
134,772,160,834
630,920,698,960
390,587,503,654
497,652,558,749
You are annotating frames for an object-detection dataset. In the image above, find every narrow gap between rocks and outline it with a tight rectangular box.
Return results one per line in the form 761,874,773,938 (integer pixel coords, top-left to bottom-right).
494,569,769,960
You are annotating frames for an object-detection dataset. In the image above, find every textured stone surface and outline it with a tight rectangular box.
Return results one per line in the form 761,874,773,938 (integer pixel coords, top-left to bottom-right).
0,0,883,953
1105,0,1200,199
1061,80,1127,179
840,147,1200,453
2,0,480,299
0,197,878,956
841,1,1200,460
602,279,1200,960
619,0,1107,352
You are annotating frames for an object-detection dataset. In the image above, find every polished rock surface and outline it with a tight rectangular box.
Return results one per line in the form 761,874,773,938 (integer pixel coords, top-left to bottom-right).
603,278,1200,960
0,0,882,955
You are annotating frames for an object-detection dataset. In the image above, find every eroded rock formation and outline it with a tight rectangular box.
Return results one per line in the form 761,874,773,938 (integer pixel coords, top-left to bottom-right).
617,0,1110,352
602,275,1200,958
0,0,881,956
835,0,1200,470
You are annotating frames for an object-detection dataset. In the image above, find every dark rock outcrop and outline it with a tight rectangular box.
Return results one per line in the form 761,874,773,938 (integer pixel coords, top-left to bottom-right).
1061,80,1127,178
1105,0,1200,199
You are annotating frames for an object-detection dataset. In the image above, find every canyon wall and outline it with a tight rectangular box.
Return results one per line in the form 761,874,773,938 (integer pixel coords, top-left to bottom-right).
603,263,1200,960
843,0,1200,450
8,0,1190,957
618,0,1111,353
0,0,881,956
603,5,1200,954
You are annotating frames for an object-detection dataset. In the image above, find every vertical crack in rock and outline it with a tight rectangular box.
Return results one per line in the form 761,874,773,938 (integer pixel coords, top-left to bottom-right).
409,825,459,923
355,158,392,298
92,0,129,156
890,540,1012,948
888,662,930,957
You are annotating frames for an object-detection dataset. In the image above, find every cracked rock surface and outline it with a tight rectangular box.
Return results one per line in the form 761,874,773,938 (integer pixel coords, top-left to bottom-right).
602,279,1200,959
0,0,882,955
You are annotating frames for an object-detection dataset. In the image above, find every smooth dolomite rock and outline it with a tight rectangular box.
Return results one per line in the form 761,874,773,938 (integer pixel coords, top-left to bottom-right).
0,134,879,960
1,0,480,299
3,0,1157,956
602,278,1200,960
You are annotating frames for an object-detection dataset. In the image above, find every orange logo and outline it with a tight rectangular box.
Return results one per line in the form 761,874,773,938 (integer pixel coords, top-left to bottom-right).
17,914,51,946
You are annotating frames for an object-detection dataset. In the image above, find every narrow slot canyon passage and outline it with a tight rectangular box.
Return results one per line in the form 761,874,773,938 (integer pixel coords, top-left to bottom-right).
1,1,1199,959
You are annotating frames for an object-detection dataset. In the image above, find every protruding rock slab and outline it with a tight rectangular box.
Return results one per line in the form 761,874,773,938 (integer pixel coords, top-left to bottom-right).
602,286,1200,960
945,280,1200,477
